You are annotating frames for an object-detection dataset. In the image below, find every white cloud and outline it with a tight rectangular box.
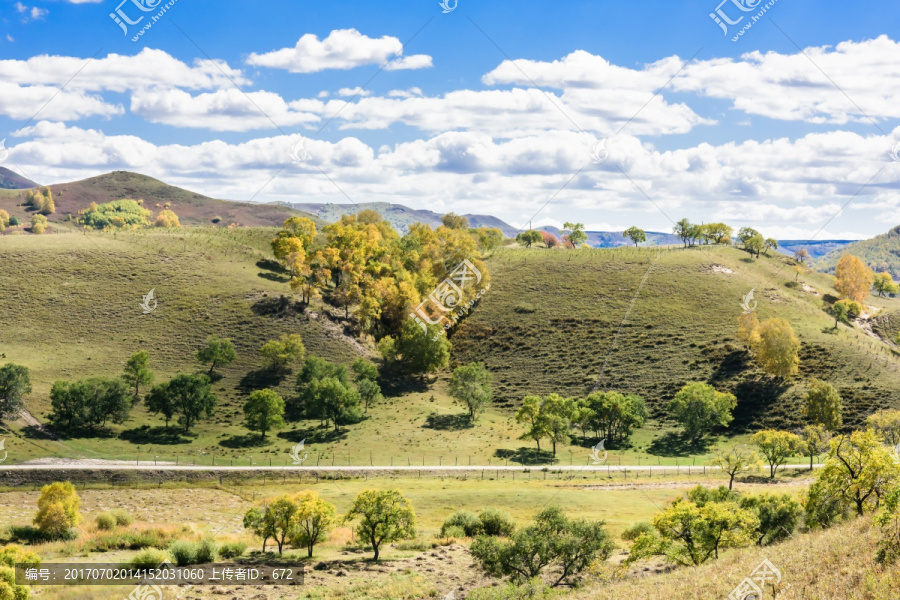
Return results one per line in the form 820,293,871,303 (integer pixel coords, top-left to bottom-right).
246,29,433,73
0,82,122,120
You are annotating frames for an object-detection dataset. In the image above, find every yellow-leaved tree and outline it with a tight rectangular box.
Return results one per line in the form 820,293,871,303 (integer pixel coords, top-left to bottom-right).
834,254,874,305
752,318,800,379
34,481,82,538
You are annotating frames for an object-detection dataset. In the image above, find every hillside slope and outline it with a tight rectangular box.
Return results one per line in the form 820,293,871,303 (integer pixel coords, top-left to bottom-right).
453,245,900,430
0,171,322,228
815,225,900,276
0,166,39,189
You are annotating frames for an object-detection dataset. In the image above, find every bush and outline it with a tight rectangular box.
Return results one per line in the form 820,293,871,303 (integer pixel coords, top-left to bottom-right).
211,216,222,224
440,526,467,540
441,511,483,537
468,578,558,600
130,548,168,571
621,521,654,542
8,216,18,227
195,538,217,564
83,528,174,553
479,509,516,537
169,541,198,566
95,513,116,531
218,541,247,559
110,509,134,527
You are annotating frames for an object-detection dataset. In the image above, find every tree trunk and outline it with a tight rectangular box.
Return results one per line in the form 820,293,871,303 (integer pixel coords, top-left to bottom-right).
728,473,735,490
372,540,380,561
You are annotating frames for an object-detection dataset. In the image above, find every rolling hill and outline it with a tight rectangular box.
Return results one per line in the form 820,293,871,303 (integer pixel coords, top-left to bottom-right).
814,224,900,276
0,171,322,229
0,166,39,190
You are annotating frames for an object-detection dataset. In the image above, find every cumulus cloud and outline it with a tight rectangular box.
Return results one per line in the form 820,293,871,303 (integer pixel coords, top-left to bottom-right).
246,29,432,73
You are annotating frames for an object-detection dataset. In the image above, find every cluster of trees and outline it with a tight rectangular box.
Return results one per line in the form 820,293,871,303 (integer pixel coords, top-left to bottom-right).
515,222,587,249
626,484,801,566
0,363,32,423
270,211,493,341
77,199,182,230
31,213,47,234
515,391,649,455
0,209,19,232
24,187,55,215
673,219,734,247
243,488,414,561
290,356,382,432
736,313,801,378
734,227,778,258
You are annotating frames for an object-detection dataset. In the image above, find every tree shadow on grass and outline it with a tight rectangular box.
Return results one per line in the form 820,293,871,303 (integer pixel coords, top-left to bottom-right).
19,424,55,440
256,258,286,274
47,426,117,440
646,431,715,457
730,377,792,433
709,350,751,383
251,295,304,317
258,272,290,283
276,426,347,445
494,447,557,466
423,413,472,431
379,376,430,397
238,367,288,394
219,433,272,449
119,425,195,445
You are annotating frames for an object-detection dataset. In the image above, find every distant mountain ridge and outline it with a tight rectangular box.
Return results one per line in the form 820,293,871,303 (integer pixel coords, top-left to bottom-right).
814,225,900,277
0,166,39,190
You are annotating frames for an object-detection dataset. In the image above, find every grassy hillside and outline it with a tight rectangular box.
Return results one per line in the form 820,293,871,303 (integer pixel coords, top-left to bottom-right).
452,245,900,431
815,225,900,276
2,230,898,466
0,171,323,229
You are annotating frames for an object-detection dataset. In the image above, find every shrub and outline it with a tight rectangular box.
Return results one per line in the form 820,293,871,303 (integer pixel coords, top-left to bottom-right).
30,214,47,234
130,548,168,571
8,216,19,227
479,509,516,537
211,216,222,224
621,521,654,542
468,578,558,600
34,482,81,539
218,541,247,559
110,509,134,527
441,511,482,537
440,526,467,540
154,209,181,228
95,513,116,531
169,541,198,566
195,538,217,564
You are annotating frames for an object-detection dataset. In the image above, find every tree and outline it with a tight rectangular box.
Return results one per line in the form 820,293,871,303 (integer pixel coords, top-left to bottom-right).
706,223,733,244
752,318,800,379
441,213,469,229
295,357,350,420
0,363,31,422
804,379,842,431
449,362,493,421
515,396,547,451
378,319,450,377
867,409,900,446
736,310,760,351
873,272,899,297
561,222,587,248
122,351,153,400
344,489,416,561
289,491,336,558
471,506,615,587
474,227,504,253
243,507,276,553
0,209,9,231
627,488,757,566
34,481,81,538
794,248,810,264
667,382,736,442
541,230,560,248
305,376,361,432
48,377,131,430
166,373,217,432
145,383,176,428
831,299,858,328
196,336,236,376
622,226,646,246
810,430,899,517
260,333,305,371
834,254,874,305
30,214,47,234
709,445,760,490
801,424,831,471
154,209,180,227
351,358,382,413
751,430,804,478
743,234,765,258
763,238,778,255
516,230,542,248
577,391,647,445
243,389,285,438
738,492,803,546
673,219,693,247
737,227,760,245
0,544,41,600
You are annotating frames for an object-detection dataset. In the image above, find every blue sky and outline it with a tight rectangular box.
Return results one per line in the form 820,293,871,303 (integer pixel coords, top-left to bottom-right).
1,0,900,238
